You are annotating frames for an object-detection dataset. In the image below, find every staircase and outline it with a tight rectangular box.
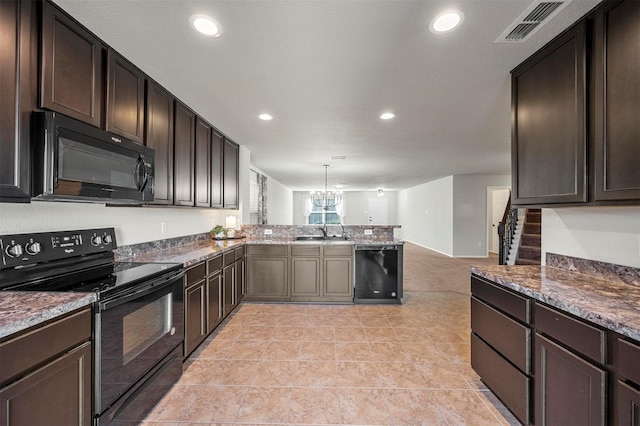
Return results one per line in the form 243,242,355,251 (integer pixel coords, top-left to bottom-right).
515,209,541,265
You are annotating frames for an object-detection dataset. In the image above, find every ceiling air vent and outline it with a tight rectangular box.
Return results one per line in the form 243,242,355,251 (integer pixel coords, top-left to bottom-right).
496,0,572,43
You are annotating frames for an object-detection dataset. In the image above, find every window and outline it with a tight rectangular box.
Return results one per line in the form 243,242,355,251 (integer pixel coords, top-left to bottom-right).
306,203,341,224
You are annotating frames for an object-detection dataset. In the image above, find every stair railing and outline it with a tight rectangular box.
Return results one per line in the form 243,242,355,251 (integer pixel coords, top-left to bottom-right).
497,192,518,265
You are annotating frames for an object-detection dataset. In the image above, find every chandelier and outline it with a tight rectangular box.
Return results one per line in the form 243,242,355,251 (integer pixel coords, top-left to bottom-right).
311,165,342,210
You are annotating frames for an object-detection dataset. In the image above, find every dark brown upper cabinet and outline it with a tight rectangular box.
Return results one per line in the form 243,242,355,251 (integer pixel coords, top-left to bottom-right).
0,0,36,202
145,80,174,205
40,0,103,127
210,130,224,208
195,117,212,207
592,0,640,201
106,49,145,143
511,20,587,206
174,101,196,206
223,138,239,209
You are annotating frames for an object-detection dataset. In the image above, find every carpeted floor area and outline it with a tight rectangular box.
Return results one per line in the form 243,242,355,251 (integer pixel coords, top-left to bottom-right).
402,242,498,294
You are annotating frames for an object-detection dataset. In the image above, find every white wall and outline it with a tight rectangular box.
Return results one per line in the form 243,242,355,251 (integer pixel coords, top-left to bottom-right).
452,174,511,257
542,206,640,268
397,176,454,256
291,191,398,225
266,175,294,225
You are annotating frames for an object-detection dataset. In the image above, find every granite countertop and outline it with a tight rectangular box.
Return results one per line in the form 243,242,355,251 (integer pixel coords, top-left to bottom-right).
470,265,640,341
0,292,96,340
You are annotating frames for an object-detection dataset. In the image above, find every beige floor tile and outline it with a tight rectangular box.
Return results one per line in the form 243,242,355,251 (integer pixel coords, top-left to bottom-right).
336,361,381,388
431,389,503,425
234,386,292,424
333,326,367,342
385,388,449,425
307,305,335,315
277,314,312,326
388,315,430,328
188,338,231,360
302,326,335,341
225,340,266,360
359,314,392,327
331,305,360,316
261,340,302,360
180,385,247,423
251,313,281,326
326,315,361,327
338,388,393,425
364,327,399,342
209,324,242,340
288,387,340,424
271,325,306,341
299,341,336,360
393,326,433,342
414,362,471,390
281,304,310,314
369,342,413,362
436,341,471,363
455,363,489,390
237,325,275,341
252,360,298,386
296,361,337,387
376,362,426,388
179,359,219,385
144,385,198,422
207,360,259,385
476,390,522,426
335,342,372,361
402,341,449,363
355,305,385,315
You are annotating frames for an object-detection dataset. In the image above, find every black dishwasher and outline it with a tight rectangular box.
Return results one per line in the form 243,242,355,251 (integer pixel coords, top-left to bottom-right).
354,244,403,304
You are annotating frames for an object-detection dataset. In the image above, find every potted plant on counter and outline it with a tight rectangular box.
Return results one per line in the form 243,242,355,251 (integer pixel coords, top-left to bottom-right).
211,225,226,239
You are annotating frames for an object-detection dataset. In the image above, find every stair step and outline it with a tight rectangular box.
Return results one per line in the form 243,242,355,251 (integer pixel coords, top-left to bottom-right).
521,234,541,246
515,258,541,265
518,246,541,260
524,223,541,234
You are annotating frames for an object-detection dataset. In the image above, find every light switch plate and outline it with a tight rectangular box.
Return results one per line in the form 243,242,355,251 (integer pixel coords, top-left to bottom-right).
364,229,373,235
264,229,273,235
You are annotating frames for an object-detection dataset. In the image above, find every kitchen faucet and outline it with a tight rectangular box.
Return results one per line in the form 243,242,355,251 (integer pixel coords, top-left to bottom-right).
318,224,327,238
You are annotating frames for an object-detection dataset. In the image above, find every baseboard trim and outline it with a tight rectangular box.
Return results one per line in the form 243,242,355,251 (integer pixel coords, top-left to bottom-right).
403,240,453,257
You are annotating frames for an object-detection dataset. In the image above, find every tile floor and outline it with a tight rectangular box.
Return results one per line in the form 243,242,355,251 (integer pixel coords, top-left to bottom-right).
144,292,520,425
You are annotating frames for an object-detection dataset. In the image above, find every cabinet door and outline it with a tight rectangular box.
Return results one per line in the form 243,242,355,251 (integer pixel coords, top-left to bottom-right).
145,80,174,205
323,257,353,298
0,341,91,426
210,131,224,208
535,333,606,426
195,117,211,207
0,0,35,202
617,381,640,426
511,21,587,205
291,257,321,297
246,257,289,300
223,139,239,209
206,272,223,333
223,264,235,316
106,49,145,142
235,258,245,302
185,281,206,357
174,102,196,206
593,0,640,201
40,0,102,127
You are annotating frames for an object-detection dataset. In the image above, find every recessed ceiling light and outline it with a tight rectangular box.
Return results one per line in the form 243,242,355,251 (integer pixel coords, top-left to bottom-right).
258,113,273,121
430,10,464,33
190,14,222,37
380,112,395,120
330,156,347,160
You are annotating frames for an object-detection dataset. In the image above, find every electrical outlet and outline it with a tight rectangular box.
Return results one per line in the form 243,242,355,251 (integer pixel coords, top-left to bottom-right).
364,229,373,235
264,229,273,235
477,242,482,248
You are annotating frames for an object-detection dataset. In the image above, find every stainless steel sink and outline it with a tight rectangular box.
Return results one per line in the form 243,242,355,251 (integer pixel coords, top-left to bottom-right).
295,235,326,241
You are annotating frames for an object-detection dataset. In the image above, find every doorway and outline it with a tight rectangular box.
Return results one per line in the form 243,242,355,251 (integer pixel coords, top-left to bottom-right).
367,197,389,225
487,187,510,254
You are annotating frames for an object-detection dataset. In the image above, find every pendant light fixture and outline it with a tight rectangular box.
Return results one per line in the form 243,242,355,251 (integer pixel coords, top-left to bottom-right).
311,165,342,211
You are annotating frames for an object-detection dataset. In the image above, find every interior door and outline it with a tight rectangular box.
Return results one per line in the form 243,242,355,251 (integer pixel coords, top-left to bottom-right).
367,197,388,225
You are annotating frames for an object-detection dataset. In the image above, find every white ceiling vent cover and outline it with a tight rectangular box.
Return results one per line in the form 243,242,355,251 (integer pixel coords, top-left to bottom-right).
496,0,572,43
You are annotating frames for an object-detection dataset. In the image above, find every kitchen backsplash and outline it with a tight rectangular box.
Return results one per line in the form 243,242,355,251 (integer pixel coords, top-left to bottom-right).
240,224,399,242
547,252,640,288
114,232,210,260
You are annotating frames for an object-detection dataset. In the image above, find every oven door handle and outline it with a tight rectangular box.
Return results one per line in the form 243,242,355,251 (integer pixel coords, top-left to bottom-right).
99,270,184,311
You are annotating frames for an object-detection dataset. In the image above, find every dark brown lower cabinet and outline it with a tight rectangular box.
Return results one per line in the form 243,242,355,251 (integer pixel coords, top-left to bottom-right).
207,271,223,332
185,278,206,357
223,263,235,317
617,381,640,426
535,333,606,426
235,257,245,302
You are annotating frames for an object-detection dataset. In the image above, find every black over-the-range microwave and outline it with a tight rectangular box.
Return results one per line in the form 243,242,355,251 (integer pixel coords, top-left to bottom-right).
31,111,155,204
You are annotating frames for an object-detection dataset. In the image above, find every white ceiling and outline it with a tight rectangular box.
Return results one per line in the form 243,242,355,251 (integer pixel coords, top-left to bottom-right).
54,0,601,191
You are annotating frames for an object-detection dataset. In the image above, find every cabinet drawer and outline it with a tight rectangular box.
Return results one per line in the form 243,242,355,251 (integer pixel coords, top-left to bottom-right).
617,381,640,426
471,297,531,373
291,245,321,257
223,251,235,267
186,262,206,286
535,303,606,364
235,246,245,260
471,276,531,323
323,245,353,257
207,255,223,274
246,245,288,256
471,333,530,425
0,308,92,385
618,338,640,384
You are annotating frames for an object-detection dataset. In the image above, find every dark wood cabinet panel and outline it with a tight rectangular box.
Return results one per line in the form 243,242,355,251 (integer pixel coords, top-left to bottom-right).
593,0,640,201
145,80,174,205
535,333,606,426
236,257,245,302
223,264,235,316
211,131,224,208
106,49,145,142
195,117,212,207
617,381,640,426
223,139,239,209
185,280,206,357
0,341,91,426
174,102,196,206
40,0,103,127
511,21,587,205
206,272,223,333
0,0,35,202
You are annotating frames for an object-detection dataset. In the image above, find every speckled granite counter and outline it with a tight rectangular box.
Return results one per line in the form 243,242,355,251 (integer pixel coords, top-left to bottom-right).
0,292,96,340
470,264,640,341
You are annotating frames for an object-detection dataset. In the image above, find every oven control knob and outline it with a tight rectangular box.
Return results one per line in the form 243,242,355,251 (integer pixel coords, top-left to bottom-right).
25,242,41,255
91,235,103,246
102,234,113,244
5,243,23,258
